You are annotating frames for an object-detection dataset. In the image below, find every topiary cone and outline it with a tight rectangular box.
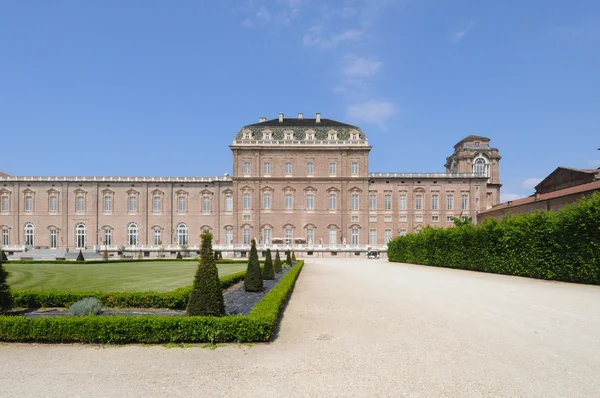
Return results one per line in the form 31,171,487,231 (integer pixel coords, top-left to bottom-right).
274,250,282,273
0,254,13,313
186,232,225,316
76,250,85,262
292,251,297,262
176,251,182,259
0,250,7,261
244,239,263,292
262,249,275,280
285,250,292,267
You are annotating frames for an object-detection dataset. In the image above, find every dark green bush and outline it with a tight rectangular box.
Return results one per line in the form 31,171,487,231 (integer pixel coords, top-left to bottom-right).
244,239,263,292
6,258,258,265
274,250,282,273
0,261,304,344
292,251,297,262
76,250,85,262
262,249,275,280
187,233,225,316
176,251,183,259
285,250,292,267
388,194,600,284
0,255,12,313
0,250,7,261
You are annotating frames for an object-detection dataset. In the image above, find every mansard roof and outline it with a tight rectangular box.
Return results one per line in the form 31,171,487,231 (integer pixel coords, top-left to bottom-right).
244,118,359,129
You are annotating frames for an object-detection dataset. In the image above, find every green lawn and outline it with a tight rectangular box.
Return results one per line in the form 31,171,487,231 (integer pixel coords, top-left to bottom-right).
5,261,247,292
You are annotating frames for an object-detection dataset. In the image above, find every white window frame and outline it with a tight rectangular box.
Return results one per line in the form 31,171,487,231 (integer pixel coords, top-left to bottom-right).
75,223,86,249
462,194,469,210
432,194,439,210
285,162,293,175
284,228,293,244
306,161,314,175
263,162,271,175
49,195,58,214
384,194,392,211
1,228,9,245
306,227,314,245
153,229,161,245
351,194,359,211
351,227,359,246
352,215,359,222
243,193,251,210
369,194,377,211
369,215,376,222
399,194,407,210
225,195,233,212
104,229,113,246
447,194,454,210
263,227,271,244
384,215,392,222
225,229,233,245
284,193,293,211
24,223,34,246
384,229,392,244
263,192,271,210
351,161,359,176
49,229,57,249
104,195,113,214
369,229,377,246
128,195,137,214
176,223,189,245
329,162,337,176
243,228,251,245
153,196,161,214
202,196,211,214
178,196,187,214
329,193,337,210
1,195,8,213
416,215,423,223
76,196,85,215
329,228,337,245
127,223,139,246
306,193,314,210
243,162,251,175
25,196,33,214
415,194,423,210
399,215,407,222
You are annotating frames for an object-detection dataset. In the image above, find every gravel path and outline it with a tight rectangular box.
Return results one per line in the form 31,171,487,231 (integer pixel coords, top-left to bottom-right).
2,258,600,397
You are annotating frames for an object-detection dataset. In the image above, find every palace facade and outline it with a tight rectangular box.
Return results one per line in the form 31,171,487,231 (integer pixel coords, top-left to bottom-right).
0,113,501,253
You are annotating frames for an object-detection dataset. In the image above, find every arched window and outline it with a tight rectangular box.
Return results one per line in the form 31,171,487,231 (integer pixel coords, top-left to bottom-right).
24,223,34,246
176,223,189,245
75,223,86,249
473,157,488,176
127,222,139,246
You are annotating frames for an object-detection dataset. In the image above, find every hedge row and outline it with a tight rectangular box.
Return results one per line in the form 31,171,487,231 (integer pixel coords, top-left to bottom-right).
388,194,600,284
0,261,304,343
7,258,259,265
12,269,250,309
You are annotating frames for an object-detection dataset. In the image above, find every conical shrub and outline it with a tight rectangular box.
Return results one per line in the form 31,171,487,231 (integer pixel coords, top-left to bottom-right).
262,249,275,280
176,251,182,259
292,251,297,262
274,250,282,273
186,232,225,316
0,250,7,261
76,250,85,262
286,250,292,267
244,239,263,292
0,255,13,313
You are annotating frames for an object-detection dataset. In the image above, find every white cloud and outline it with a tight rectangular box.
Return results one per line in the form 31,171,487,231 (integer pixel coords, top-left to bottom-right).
241,0,306,28
302,27,363,49
341,55,382,78
500,193,524,202
452,22,475,43
521,177,542,190
346,101,398,126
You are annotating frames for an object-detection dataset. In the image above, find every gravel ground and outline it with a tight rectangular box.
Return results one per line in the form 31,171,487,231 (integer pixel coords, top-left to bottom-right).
2,258,600,397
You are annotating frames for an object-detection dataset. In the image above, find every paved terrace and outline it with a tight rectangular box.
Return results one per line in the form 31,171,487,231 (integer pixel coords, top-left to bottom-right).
2,258,600,397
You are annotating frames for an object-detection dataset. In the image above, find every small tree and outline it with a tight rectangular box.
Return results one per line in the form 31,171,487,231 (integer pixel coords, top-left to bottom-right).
0,254,13,313
274,250,282,273
0,250,8,261
76,250,85,262
285,250,292,267
176,251,183,259
187,232,225,316
244,239,263,292
292,251,297,261
262,249,275,280
451,213,473,227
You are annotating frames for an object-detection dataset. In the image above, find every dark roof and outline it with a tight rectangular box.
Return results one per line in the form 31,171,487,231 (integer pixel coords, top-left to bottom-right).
455,135,491,146
245,118,360,129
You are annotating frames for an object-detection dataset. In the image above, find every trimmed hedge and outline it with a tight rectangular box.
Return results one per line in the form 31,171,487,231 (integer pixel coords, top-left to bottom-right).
12,269,249,309
7,259,261,265
388,194,600,284
0,261,304,343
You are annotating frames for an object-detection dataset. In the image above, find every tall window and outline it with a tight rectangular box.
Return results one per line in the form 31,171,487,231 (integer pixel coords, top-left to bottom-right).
473,158,488,176
329,227,337,245
76,195,85,214
25,196,33,213
306,161,314,175
263,227,271,244
399,194,407,210
329,193,337,210
263,192,271,210
225,229,233,245
1,195,8,213
384,229,392,244
284,193,293,210
243,161,251,175
285,162,293,175
127,223,139,246
243,228,251,245
104,229,112,246
104,195,113,213
75,223,86,249
369,194,377,211
243,193,251,210
284,227,293,244
24,223,34,246
1,228,8,245
329,161,337,176
49,229,57,249
178,196,186,214
351,194,359,211
153,196,161,214
263,162,271,175
415,194,423,210
202,196,211,214
306,193,314,210
447,194,454,210
462,194,469,210
432,194,439,210
49,195,58,214
384,194,392,211
369,229,377,246
351,161,359,175
176,223,188,245
128,195,137,213
225,195,233,212
153,229,161,245
306,227,314,245
351,227,359,246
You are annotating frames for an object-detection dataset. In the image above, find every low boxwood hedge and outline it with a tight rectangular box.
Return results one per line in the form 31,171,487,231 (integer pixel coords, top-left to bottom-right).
0,261,304,344
7,258,259,265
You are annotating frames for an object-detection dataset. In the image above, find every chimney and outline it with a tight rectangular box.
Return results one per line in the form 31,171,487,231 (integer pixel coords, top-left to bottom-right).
316,112,321,123
259,117,266,123
298,113,303,119
278,113,284,123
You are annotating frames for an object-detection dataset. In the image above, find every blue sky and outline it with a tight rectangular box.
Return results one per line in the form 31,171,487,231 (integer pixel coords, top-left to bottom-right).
1,0,598,201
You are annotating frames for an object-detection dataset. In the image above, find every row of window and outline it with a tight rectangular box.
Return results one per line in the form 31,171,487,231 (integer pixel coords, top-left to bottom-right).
365,215,465,223
242,131,360,141
370,193,469,211
243,161,360,177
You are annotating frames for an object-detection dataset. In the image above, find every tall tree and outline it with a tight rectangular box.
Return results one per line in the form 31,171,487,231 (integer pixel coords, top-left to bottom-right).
0,254,12,313
244,239,263,292
274,250,283,273
285,250,292,267
262,249,275,280
186,232,225,316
